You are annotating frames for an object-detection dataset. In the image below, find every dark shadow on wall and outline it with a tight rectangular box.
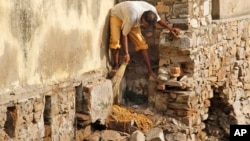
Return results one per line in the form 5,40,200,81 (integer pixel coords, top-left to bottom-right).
100,10,112,72
204,85,237,141
212,0,220,19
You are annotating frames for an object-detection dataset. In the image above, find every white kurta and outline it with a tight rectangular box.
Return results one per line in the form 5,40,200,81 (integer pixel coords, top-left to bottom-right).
110,1,161,36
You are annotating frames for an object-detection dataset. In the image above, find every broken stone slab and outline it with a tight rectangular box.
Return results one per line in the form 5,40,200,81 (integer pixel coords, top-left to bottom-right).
145,128,165,141
178,116,194,126
130,130,145,141
154,94,168,112
159,58,171,67
101,130,128,141
165,132,187,141
106,118,137,134
197,131,207,141
75,113,91,128
83,131,102,141
80,129,129,141
163,80,184,87
168,103,192,110
175,94,196,103
76,113,91,121
157,84,166,91
170,56,192,63
82,78,113,123
76,125,92,140
168,18,190,24
175,109,198,117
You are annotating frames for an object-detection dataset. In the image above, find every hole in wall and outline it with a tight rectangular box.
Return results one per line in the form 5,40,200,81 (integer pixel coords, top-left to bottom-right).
4,106,17,138
212,0,220,19
44,96,52,139
204,87,237,140
75,83,83,113
44,96,51,125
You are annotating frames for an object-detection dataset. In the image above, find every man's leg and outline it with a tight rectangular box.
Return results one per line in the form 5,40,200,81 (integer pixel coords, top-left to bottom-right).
128,27,157,78
111,48,119,70
109,16,122,71
140,49,156,77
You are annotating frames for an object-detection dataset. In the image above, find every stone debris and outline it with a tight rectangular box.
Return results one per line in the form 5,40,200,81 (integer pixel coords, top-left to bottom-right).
82,78,113,123
1,1,250,141
106,105,153,133
145,128,165,141
130,130,145,141
148,14,250,141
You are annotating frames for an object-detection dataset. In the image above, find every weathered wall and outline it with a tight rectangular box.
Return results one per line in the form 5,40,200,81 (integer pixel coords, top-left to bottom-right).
152,16,250,140
0,0,114,93
1,0,250,140
149,0,250,140
0,0,115,140
212,0,250,19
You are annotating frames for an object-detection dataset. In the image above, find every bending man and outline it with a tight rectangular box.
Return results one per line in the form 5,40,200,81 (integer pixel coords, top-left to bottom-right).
109,1,180,78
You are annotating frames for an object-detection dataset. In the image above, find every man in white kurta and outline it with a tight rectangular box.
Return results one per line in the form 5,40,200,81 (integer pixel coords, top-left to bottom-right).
109,1,179,78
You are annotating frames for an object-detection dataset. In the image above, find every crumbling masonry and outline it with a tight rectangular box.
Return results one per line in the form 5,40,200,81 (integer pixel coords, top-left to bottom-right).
0,0,250,141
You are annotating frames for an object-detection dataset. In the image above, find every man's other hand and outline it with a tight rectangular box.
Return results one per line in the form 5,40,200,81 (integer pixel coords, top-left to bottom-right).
124,54,130,63
171,28,180,37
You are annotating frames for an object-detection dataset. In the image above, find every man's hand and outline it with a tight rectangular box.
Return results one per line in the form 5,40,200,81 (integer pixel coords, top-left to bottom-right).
157,20,181,37
124,54,130,63
170,28,180,37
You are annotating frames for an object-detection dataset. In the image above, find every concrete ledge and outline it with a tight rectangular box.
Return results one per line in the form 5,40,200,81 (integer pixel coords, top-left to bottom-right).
212,14,250,24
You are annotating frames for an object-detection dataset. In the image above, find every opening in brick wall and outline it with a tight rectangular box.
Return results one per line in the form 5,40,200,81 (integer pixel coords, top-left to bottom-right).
44,96,52,139
44,96,51,125
211,0,219,19
4,106,17,138
204,86,237,140
75,83,83,113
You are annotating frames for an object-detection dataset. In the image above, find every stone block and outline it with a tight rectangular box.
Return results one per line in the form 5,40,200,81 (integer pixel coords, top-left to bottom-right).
130,130,145,141
244,83,250,89
164,80,184,87
201,113,209,121
165,132,187,141
33,101,44,112
155,94,168,112
180,116,193,126
101,130,123,141
168,102,191,110
197,131,207,141
145,128,165,141
169,66,182,77
156,84,165,90
204,99,211,108
165,109,175,116
173,23,190,30
159,58,171,67
175,109,197,117
170,56,192,63
175,94,190,103
76,125,92,140
83,78,113,123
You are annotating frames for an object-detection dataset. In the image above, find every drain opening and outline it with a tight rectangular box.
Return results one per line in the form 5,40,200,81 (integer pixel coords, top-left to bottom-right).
4,106,17,138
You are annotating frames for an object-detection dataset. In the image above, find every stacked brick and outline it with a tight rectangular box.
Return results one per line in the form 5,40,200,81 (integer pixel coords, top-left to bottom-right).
149,16,250,141
147,1,250,140
0,81,76,141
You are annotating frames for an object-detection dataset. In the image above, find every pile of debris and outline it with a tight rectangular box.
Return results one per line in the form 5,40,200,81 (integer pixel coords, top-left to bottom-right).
106,105,153,133
75,105,167,141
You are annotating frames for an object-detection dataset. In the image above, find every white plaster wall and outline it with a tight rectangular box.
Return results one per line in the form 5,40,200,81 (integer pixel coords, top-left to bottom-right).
219,0,250,19
0,0,114,93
